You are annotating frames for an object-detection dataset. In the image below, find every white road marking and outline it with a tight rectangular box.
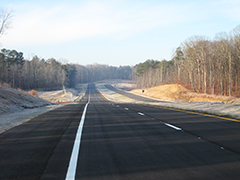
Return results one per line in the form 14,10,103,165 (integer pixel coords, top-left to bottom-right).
164,123,182,131
65,95,90,180
138,112,145,116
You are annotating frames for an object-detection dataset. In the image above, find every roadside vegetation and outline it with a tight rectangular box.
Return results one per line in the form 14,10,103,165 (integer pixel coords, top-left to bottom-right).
0,6,239,103
0,53,132,90
134,25,240,98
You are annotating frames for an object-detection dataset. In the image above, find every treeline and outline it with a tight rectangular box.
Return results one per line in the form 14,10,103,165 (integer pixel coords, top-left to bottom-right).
0,49,132,90
134,25,240,97
134,59,174,88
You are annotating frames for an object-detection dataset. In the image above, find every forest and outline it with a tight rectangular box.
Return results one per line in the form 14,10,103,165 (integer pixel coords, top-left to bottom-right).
134,25,240,97
0,49,132,90
0,9,132,90
1,7,240,97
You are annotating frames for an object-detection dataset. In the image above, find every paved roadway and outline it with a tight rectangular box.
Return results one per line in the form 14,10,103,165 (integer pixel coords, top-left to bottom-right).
1,84,240,180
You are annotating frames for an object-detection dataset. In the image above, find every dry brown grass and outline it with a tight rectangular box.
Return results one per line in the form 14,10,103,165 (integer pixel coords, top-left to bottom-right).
27,90,39,97
0,83,11,88
131,84,236,103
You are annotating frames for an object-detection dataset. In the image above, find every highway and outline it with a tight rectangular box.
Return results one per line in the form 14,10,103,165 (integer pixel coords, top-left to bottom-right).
104,84,165,102
1,84,240,179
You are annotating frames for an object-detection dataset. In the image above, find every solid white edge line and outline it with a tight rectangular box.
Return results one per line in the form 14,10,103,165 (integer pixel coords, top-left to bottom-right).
65,95,90,180
165,123,182,131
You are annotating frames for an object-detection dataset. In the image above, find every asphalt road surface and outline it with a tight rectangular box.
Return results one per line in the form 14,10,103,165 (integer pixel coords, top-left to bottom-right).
1,84,240,180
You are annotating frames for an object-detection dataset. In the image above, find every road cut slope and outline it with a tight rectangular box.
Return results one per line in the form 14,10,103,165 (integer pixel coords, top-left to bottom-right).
0,86,52,114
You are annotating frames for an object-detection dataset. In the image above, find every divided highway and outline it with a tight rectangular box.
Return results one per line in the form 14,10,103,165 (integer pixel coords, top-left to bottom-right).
1,84,240,180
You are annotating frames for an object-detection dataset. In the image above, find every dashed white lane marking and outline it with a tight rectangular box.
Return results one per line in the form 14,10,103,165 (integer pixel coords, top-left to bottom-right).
164,123,182,131
138,112,145,116
65,95,90,180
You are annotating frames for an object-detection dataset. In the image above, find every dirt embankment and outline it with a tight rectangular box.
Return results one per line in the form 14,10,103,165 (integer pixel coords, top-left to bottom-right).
0,87,52,114
37,86,85,104
0,84,82,114
38,90,74,104
131,84,239,104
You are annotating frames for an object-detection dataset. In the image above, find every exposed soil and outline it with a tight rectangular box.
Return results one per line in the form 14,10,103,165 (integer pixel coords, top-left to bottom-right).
130,84,239,104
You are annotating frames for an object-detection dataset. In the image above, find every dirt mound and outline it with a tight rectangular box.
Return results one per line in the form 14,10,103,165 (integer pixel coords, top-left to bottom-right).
131,84,188,101
26,90,39,97
131,84,235,102
184,92,233,102
151,84,188,93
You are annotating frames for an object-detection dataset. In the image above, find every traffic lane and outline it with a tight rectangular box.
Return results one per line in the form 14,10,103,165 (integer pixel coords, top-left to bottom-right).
96,85,240,157
40,104,87,179
119,103,240,154
76,98,240,179
0,100,87,180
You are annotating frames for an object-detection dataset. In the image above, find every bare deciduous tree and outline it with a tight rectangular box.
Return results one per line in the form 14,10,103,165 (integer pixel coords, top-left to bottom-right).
0,8,12,38
133,25,240,97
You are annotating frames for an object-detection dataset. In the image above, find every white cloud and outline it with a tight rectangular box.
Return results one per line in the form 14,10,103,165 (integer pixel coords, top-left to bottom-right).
0,0,209,46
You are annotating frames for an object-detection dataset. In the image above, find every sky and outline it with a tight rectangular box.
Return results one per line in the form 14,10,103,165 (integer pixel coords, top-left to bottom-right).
0,0,240,66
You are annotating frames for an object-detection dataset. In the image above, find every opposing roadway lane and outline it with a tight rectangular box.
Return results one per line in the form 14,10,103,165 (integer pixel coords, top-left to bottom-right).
1,84,240,179
104,84,166,102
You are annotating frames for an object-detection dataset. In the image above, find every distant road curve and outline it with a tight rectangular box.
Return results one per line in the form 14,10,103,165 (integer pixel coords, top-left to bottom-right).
104,84,167,103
